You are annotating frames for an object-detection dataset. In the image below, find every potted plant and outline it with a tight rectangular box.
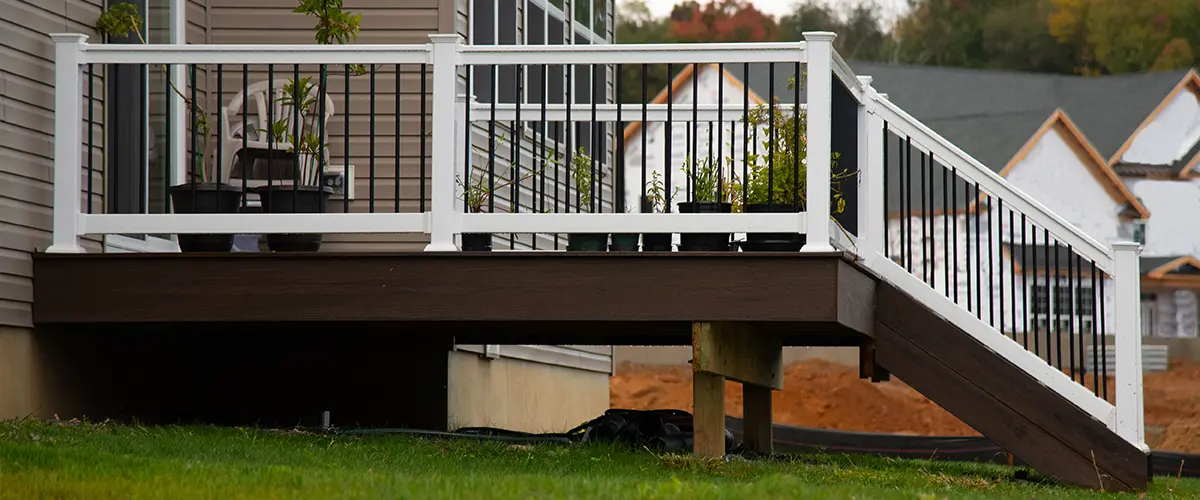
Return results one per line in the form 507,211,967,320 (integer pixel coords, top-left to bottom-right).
457,133,544,251
677,155,734,251
639,171,673,252
737,77,855,251
97,4,244,252
566,147,610,252
252,76,334,252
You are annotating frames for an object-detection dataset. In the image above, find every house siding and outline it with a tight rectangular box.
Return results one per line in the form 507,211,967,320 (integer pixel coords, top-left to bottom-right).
207,0,439,252
0,0,109,328
1120,85,1200,167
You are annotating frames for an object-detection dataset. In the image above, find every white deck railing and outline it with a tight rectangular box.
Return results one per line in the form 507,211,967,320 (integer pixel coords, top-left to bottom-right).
46,31,1143,450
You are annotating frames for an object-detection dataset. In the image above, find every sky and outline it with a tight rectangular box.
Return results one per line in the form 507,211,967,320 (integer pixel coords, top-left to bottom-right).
640,0,908,24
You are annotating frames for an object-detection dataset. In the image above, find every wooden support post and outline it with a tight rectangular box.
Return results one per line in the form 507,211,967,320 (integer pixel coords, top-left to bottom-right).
693,371,726,457
859,339,891,382
743,384,773,455
692,322,783,457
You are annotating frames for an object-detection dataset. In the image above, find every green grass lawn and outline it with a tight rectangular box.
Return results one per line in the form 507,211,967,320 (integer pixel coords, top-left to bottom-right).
0,419,1195,499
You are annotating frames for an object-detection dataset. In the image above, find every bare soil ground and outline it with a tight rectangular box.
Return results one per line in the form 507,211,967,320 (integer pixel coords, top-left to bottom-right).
610,359,1200,452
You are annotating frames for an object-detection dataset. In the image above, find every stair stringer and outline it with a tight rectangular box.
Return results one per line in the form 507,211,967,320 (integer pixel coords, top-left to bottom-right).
862,258,1149,491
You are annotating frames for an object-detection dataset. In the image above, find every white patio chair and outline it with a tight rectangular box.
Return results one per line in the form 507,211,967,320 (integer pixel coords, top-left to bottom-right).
212,78,337,185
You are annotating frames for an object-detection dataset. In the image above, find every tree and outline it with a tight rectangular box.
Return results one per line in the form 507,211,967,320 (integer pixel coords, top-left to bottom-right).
668,0,780,43
615,0,674,102
1048,0,1196,74
778,0,893,61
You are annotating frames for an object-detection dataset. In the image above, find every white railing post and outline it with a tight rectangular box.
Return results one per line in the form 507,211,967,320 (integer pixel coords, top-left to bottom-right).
858,76,884,260
802,32,836,253
47,34,88,254
1112,241,1148,451
425,34,464,251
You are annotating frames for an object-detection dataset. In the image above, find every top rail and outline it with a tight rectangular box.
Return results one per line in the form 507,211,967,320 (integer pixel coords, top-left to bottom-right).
70,35,432,65
869,93,1116,272
459,42,807,65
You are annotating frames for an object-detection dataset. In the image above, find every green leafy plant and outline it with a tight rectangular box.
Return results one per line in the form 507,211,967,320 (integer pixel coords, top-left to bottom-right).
570,148,607,213
740,76,856,214
259,77,328,183
681,154,737,205
293,0,366,75
457,134,551,213
97,4,213,181
643,170,675,213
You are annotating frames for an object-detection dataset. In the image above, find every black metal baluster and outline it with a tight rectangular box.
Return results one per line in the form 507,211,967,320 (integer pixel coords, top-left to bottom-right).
718,63,725,206
741,62,749,210
640,64,647,209
883,123,890,258
1068,245,1077,382
942,159,950,295
1076,254,1087,386
665,63,673,212
190,64,199,212
462,66,471,213
767,63,776,207
1031,224,1039,355
87,64,95,214
370,64,377,213
927,153,935,285
1091,260,1101,396
1009,207,1016,339
617,63,625,215
566,65,575,214
592,63,600,214
318,64,329,215
241,65,249,210
1099,267,1108,400
989,196,995,328
952,167,959,303
920,151,928,283
513,64,523,249
420,64,428,213
1021,214,1028,349
340,65,349,214
1044,229,1052,363
294,65,303,212
216,64,224,209
693,63,700,201
1054,239,1063,371
975,183,982,319
489,65,497,213
903,136,911,272
965,180,973,314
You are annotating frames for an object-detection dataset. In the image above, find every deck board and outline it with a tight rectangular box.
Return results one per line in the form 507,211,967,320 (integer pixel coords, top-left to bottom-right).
33,251,875,346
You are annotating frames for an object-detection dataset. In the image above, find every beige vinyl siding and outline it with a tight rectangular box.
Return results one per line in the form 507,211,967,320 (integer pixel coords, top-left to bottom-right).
0,0,107,327
453,0,615,372
208,0,438,251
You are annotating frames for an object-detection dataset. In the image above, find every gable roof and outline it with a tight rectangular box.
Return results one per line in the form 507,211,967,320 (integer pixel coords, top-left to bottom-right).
993,109,1150,219
727,61,1188,175
1102,70,1200,176
1144,255,1200,278
619,63,766,145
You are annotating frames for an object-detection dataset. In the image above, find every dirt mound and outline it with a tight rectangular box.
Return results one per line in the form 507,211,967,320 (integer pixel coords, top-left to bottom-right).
610,359,1200,452
610,359,977,437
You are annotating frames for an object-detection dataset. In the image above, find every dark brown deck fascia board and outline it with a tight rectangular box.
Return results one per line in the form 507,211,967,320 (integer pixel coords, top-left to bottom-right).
33,252,872,328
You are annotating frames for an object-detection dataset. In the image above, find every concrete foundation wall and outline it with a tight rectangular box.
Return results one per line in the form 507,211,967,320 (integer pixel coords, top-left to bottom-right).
0,327,43,419
447,350,610,433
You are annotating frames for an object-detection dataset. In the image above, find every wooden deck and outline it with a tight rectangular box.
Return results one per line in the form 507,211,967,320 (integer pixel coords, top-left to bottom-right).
32,251,876,346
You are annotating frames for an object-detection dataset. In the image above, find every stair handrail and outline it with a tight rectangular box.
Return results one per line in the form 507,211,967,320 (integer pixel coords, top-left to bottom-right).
866,93,1115,273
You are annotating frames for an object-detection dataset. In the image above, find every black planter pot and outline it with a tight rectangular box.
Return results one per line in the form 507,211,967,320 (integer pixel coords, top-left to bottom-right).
609,233,640,252
461,233,493,252
567,233,609,251
738,203,807,252
252,185,333,252
676,201,733,252
169,182,244,253
641,233,673,252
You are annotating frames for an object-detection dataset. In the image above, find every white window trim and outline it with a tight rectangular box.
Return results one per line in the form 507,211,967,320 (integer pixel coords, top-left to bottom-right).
1030,283,1096,332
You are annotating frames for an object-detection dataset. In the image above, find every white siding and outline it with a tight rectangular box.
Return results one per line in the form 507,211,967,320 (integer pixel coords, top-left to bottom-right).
1130,179,1200,257
622,64,776,210
1121,86,1200,166
1006,126,1124,245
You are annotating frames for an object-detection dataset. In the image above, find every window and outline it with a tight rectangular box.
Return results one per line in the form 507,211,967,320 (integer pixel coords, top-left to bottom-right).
1030,283,1095,332
1132,220,1147,245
